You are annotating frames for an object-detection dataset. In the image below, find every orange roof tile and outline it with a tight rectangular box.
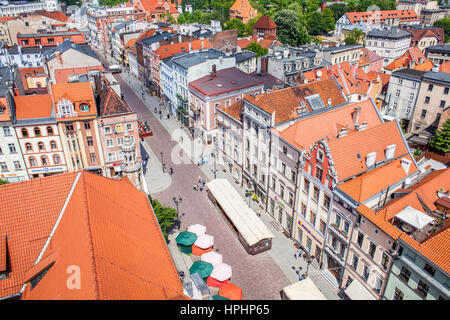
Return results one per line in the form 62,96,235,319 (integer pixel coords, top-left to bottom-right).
0,97,10,122
125,38,136,48
14,95,53,120
358,48,383,67
253,15,277,29
217,99,244,122
34,10,71,23
339,155,418,203
345,9,419,25
439,61,450,73
385,47,426,71
414,59,433,71
326,120,412,181
155,39,212,59
244,78,347,125
1,171,188,300
357,205,403,240
0,16,15,21
230,0,257,18
53,66,104,83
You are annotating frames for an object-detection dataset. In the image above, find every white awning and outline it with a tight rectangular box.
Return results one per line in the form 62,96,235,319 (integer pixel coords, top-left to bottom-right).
344,279,376,300
206,179,274,247
282,279,327,300
395,206,435,230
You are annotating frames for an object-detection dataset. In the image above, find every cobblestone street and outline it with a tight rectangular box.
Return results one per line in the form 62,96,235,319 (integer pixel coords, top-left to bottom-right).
96,50,341,300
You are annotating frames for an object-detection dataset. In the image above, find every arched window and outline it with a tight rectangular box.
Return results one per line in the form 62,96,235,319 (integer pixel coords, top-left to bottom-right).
79,103,90,112
25,143,33,152
22,128,29,137
50,140,57,150
47,126,53,136
38,142,45,151
41,156,49,166
29,157,37,167
57,98,74,116
53,154,61,164
34,127,41,136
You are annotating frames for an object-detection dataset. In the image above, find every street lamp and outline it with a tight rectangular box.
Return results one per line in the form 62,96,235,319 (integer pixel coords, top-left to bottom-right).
304,255,314,277
160,152,165,172
173,197,182,220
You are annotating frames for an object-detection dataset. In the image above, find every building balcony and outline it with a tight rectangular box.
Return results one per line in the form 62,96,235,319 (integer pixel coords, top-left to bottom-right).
190,103,201,114
330,223,349,241
56,112,78,118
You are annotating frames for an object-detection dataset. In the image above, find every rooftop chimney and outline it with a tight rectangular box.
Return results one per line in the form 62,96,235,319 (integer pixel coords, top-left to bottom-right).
385,144,396,161
210,64,216,79
188,41,192,51
352,106,361,127
327,98,332,106
366,152,377,168
201,39,204,50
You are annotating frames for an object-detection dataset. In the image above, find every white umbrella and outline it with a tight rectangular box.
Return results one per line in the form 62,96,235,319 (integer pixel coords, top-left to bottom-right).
187,224,207,236
201,251,223,266
194,234,214,249
210,263,232,282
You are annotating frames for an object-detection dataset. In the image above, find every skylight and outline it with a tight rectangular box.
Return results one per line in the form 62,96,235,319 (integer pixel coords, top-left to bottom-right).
305,94,325,111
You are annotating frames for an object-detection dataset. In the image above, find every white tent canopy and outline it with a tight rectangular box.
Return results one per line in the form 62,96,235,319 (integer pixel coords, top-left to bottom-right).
282,279,327,300
344,279,376,300
188,224,207,236
206,179,274,247
194,234,214,249
201,251,223,266
210,262,232,282
395,206,435,230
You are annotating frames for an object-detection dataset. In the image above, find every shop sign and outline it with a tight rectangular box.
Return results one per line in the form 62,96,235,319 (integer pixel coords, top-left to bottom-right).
29,166,66,174
298,220,323,246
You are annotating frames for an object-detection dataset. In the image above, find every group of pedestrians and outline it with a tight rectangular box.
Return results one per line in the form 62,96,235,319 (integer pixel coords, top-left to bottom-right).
193,176,206,191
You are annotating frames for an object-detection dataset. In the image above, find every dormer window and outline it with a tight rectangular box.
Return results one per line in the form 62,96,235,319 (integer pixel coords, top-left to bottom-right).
57,98,75,117
79,103,89,112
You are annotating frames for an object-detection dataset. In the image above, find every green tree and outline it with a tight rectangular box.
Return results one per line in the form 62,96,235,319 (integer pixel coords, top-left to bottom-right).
150,197,178,241
224,18,247,37
434,18,450,42
430,118,450,154
305,0,321,13
322,8,335,32
344,28,364,44
305,11,325,35
0,179,9,185
274,9,310,46
99,0,128,6
327,3,347,21
245,41,269,56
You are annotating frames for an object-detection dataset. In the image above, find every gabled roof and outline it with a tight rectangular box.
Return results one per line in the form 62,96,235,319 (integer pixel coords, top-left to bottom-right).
14,94,53,120
43,41,98,61
230,0,257,18
0,171,188,300
34,10,71,23
358,48,383,67
50,82,95,108
97,83,133,117
385,47,427,71
326,120,412,182
244,78,347,125
277,99,382,151
217,99,244,122
345,9,419,25
154,39,212,60
253,15,277,29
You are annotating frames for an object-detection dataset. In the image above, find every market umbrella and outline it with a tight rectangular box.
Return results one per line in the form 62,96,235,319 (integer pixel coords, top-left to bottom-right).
210,262,232,282
187,224,207,236
213,295,230,300
194,234,214,249
219,282,242,300
189,260,214,279
175,231,197,246
201,251,223,266
176,231,197,254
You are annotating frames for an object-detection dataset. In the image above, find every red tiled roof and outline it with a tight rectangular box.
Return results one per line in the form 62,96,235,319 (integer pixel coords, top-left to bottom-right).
1,171,188,300
277,99,382,151
53,66,104,83
34,10,71,23
345,9,419,25
0,97,10,122
358,48,383,67
326,120,412,182
414,60,433,71
385,47,426,71
253,15,277,29
244,78,347,125
14,94,53,120
217,99,244,122
230,0,257,18
439,61,450,73
155,39,212,59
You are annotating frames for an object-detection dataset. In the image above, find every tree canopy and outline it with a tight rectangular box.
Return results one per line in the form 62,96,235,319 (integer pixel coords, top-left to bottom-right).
430,118,450,154
150,197,178,241
245,41,268,56
273,9,310,46
434,18,450,42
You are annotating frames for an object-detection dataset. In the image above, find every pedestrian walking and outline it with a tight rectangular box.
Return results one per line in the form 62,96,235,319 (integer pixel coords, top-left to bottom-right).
169,167,173,175
199,185,203,191
193,184,198,191
154,107,157,113
202,180,206,188
257,208,261,217
198,176,202,183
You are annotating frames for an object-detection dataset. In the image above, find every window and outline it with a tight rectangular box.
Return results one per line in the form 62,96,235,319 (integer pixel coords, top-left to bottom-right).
416,280,429,298
65,122,74,132
301,202,307,216
104,126,112,134
309,211,316,225
29,157,37,167
34,127,41,136
428,84,433,91
424,263,436,277
41,156,49,166
409,93,414,101
319,220,326,234
53,154,61,164
117,137,124,146
395,89,400,97
106,139,114,147
363,265,370,281
13,161,21,170
315,165,323,181
352,254,359,270
368,242,377,259
303,178,310,193
424,96,430,104
84,121,90,130
323,194,330,210
272,177,276,190
421,109,427,119
393,288,404,300
90,153,96,163
86,136,93,147
22,128,29,137
306,237,312,253
8,143,16,153
79,103,90,113
281,163,286,175
50,141,57,150
280,185,285,199
3,126,11,136
47,126,53,135
282,146,287,154
399,266,411,282
38,142,45,151
444,87,449,95
126,123,133,131
25,143,33,152
381,252,389,270
0,162,8,172
313,186,320,202
108,152,117,162
440,100,446,108
58,98,74,116
317,149,324,162
357,231,364,248
289,192,294,206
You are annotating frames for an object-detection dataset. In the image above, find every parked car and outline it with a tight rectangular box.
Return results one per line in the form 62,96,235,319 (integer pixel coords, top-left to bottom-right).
108,65,122,73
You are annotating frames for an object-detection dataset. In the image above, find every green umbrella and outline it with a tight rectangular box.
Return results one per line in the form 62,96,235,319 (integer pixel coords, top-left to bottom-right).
213,295,230,300
189,260,213,279
176,231,197,246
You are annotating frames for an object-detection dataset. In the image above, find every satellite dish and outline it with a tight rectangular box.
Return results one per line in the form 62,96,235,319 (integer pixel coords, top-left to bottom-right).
316,70,322,77
405,177,411,185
